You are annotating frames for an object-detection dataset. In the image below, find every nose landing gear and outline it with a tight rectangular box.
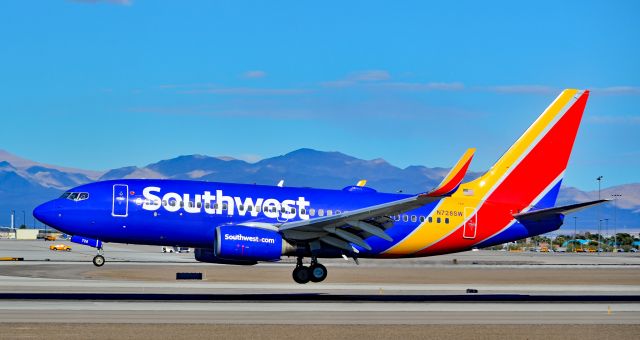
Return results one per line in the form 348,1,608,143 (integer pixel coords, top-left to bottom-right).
292,256,327,284
92,247,105,267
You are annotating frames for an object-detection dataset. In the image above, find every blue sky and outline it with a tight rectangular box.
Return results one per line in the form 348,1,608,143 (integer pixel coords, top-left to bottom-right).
0,0,638,190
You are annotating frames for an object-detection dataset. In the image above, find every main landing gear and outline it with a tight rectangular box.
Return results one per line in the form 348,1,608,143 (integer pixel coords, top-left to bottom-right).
292,256,327,284
92,247,105,267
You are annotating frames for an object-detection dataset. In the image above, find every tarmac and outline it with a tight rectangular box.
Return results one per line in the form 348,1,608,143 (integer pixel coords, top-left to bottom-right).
1,239,639,339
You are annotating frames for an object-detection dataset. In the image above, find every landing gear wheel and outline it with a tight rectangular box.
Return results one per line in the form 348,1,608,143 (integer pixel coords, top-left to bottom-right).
309,263,328,283
92,254,105,267
292,266,310,284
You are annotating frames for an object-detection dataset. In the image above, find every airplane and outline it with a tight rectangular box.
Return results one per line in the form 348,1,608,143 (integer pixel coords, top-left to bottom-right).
33,89,605,284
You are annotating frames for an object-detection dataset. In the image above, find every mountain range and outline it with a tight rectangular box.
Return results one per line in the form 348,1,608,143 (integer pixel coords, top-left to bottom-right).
1,148,637,234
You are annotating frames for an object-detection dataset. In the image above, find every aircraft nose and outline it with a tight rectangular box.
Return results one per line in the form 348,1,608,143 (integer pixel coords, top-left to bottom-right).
33,200,57,226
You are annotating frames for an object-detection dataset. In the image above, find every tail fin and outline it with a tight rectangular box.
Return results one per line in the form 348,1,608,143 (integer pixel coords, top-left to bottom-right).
459,89,589,210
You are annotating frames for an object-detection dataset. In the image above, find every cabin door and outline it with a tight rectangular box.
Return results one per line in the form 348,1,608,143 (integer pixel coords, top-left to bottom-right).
463,207,477,239
112,184,129,217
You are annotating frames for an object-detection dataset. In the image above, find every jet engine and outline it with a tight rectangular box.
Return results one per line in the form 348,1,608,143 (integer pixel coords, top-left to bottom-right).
195,225,293,264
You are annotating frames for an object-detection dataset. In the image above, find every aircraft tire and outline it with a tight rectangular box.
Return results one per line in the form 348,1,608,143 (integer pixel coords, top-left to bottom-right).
93,255,105,267
292,266,310,284
309,263,327,282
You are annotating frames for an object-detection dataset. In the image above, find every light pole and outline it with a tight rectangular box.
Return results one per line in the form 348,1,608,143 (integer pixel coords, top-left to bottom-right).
598,219,602,254
596,176,603,200
612,194,622,251
596,176,603,255
605,218,609,250
573,216,577,253
22,210,25,228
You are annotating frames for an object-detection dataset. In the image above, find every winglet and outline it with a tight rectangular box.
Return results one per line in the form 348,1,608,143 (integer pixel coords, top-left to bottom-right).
426,148,475,197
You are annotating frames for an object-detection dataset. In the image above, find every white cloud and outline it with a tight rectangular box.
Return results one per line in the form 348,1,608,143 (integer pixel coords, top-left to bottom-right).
180,87,311,95
71,0,132,5
482,85,557,94
381,81,465,91
591,86,640,95
322,70,391,87
348,70,391,82
243,70,267,79
588,115,640,125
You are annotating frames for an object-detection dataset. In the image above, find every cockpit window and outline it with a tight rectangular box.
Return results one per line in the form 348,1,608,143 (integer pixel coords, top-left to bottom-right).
61,192,89,201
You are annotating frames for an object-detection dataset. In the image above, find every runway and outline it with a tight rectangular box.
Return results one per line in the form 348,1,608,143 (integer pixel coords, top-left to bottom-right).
1,240,639,338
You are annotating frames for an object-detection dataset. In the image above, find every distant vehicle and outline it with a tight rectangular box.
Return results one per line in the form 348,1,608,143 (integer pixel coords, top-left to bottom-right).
50,244,71,251
629,248,638,253
44,235,57,241
33,89,606,284
162,246,190,253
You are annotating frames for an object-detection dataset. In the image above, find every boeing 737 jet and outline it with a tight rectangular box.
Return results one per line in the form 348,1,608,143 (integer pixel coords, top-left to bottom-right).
34,89,604,283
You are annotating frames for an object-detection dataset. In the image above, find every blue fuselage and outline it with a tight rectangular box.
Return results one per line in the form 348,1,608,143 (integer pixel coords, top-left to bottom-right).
34,179,438,256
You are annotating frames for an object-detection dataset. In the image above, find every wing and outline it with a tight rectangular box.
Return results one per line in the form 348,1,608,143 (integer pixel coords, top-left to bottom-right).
279,148,476,252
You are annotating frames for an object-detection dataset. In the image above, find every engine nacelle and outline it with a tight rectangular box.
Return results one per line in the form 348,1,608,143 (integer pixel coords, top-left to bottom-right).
215,225,286,262
194,248,257,265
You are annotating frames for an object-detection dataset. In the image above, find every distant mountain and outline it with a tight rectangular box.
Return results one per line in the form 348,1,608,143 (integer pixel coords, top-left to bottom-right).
0,148,638,233
0,149,101,179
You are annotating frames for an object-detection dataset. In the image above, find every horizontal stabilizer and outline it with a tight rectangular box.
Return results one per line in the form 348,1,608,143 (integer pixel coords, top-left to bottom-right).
426,148,475,197
514,200,608,222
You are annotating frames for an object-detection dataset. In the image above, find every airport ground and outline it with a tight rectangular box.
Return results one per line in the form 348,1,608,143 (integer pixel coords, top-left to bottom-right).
1,240,639,339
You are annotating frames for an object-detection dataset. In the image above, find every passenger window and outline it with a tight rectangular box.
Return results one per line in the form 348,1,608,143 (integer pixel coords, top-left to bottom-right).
239,204,244,210
263,206,269,213
437,217,441,223
403,215,408,222
309,208,316,216
419,216,425,222
335,210,341,214
318,209,325,216
68,192,79,200
205,203,210,209
395,215,401,221
327,210,333,216
169,200,175,207
428,217,433,223
197,202,201,208
301,209,306,215
162,200,167,206
248,205,253,212
411,215,417,222
180,201,184,208
214,203,219,210
445,218,449,224
223,203,228,210
291,208,296,214
188,201,193,208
